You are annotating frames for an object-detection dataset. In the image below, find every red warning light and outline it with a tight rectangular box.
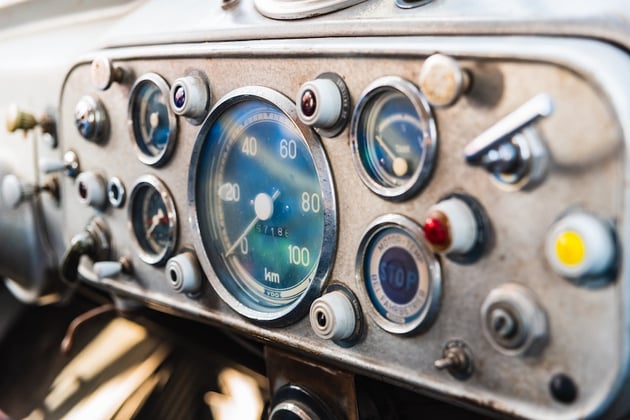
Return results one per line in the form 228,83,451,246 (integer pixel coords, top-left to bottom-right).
424,211,451,251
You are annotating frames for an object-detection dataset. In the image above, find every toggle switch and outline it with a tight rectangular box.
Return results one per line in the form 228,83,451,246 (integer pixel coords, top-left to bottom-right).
434,340,474,380
464,93,552,190
296,72,350,137
39,150,80,178
423,194,489,264
418,53,471,108
545,211,617,285
93,257,133,280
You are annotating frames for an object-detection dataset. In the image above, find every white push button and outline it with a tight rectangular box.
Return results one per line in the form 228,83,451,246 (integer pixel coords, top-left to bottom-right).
309,290,356,341
424,197,477,255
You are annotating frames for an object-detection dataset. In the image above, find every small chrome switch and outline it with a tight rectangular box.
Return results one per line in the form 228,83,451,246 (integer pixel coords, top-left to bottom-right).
91,56,125,91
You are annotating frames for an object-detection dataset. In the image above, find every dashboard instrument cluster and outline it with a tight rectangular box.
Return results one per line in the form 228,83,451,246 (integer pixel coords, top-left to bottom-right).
54,38,629,419
2,0,630,418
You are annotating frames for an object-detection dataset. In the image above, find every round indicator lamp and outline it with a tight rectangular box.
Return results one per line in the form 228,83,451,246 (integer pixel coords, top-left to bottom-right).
351,76,437,200
545,211,617,284
356,214,441,334
128,73,177,166
189,86,337,325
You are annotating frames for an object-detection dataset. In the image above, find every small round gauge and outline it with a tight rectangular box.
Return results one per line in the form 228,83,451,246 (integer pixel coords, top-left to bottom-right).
350,76,437,200
189,86,336,324
356,214,441,334
128,175,178,265
128,73,177,166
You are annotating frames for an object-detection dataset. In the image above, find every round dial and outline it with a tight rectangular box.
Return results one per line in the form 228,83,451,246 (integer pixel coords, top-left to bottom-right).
351,76,437,200
357,214,441,334
128,73,177,166
189,87,336,324
128,175,178,265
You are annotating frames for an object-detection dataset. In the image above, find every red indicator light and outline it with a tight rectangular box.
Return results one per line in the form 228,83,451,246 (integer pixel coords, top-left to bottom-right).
424,211,451,251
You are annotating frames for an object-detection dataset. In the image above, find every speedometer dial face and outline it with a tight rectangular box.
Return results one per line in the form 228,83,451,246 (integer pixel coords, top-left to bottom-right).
128,73,177,166
189,87,336,324
351,76,437,200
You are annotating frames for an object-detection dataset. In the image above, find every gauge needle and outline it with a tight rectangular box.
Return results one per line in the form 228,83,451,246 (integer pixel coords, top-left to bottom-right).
225,190,281,257
147,111,160,140
146,207,165,237
374,134,409,177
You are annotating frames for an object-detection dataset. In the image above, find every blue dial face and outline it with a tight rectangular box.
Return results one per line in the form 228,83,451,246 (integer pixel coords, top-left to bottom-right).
363,226,431,325
358,90,425,187
195,98,330,312
131,79,172,157
132,185,170,255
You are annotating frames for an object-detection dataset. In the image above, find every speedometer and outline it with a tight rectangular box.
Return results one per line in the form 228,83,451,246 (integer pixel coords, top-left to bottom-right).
189,87,337,324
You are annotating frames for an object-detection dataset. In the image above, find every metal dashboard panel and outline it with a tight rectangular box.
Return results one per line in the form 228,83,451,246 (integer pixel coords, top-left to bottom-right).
59,37,627,419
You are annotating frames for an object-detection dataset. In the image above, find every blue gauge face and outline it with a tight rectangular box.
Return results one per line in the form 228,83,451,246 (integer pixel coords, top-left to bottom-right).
129,74,176,165
194,97,334,315
359,91,425,186
351,78,436,200
357,216,442,334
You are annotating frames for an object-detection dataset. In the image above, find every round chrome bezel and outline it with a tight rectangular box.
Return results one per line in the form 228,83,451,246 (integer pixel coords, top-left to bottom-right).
188,86,337,325
127,73,178,167
350,76,437,201
128,175,178,265
356,214,441,335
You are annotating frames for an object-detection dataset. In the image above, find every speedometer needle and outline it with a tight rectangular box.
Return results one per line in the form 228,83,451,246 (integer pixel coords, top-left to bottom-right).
374,134,409,177
225,190,281,257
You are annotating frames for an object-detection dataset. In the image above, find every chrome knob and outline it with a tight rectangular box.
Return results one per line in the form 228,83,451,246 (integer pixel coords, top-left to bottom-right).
91,56,125,91
418,53,471,108
74,96,108,142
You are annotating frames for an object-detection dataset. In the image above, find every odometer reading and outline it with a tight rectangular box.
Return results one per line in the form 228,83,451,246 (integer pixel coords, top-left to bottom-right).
190,88,336,323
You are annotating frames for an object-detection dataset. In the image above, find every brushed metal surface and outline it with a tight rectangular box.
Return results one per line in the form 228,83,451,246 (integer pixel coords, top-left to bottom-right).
58,37,626,419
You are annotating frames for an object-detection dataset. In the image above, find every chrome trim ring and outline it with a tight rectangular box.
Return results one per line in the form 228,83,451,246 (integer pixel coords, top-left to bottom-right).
127,174,178,265
350,76,437,201
188,86,337,325
127,72,178,167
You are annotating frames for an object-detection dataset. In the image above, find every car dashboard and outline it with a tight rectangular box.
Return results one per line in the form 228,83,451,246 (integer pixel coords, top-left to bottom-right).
1,1,630,419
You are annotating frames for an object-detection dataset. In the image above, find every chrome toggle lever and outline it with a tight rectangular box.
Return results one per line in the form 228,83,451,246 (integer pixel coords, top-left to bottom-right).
465,93,553,190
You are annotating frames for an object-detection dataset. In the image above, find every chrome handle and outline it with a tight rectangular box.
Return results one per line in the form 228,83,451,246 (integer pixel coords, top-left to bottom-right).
464,93,553,163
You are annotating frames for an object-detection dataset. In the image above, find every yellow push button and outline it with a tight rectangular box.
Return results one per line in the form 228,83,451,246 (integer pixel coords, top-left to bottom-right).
555,231,585,267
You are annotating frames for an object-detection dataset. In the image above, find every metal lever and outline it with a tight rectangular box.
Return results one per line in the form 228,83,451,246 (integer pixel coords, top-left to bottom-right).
60,218,110,285
464,93,553,190
464,93,553,162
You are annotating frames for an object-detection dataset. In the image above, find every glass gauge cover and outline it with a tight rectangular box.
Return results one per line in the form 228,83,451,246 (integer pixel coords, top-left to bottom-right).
350,76,437,200
128,175,178,265
128,73,177,166
189,86,337,324
357,214,441,334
